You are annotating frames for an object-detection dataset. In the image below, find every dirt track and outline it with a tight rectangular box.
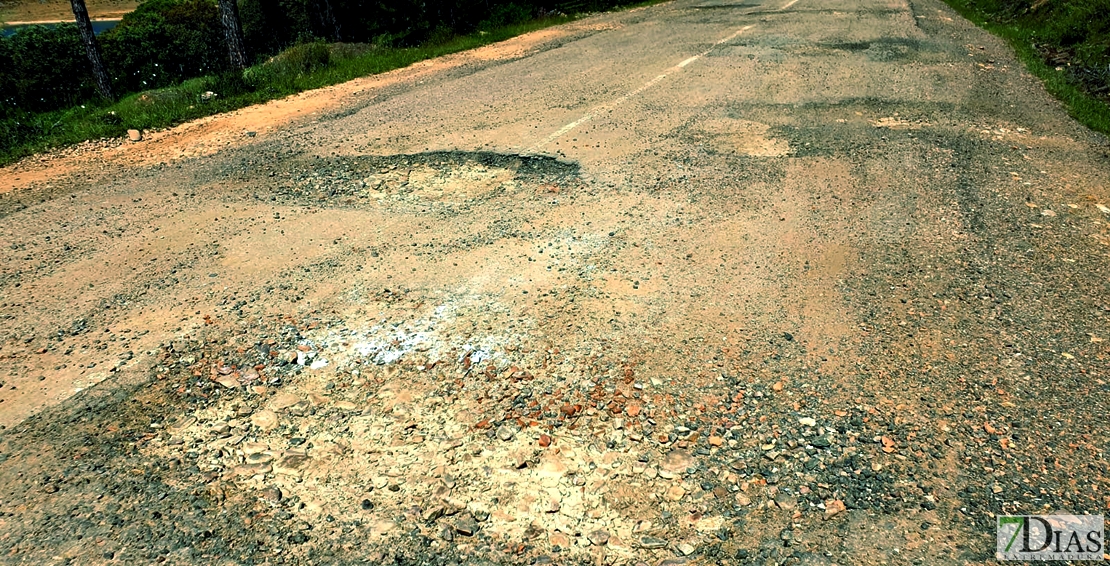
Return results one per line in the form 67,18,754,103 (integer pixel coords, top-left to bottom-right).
1,0,1109,564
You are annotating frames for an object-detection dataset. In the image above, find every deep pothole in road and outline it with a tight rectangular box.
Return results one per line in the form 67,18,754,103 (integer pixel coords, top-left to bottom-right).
265,151,581,211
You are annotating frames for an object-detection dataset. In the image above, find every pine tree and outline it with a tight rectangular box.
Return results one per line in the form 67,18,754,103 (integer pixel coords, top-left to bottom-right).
316,0,341,42
217,0,249,69
68,0,113,100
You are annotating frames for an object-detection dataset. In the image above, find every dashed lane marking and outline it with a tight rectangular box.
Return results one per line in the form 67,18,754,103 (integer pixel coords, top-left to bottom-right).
526,0,801,153
526,25,753,153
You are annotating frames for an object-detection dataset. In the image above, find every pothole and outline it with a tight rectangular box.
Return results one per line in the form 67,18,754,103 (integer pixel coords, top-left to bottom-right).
687,117,793,157
268,151,580,210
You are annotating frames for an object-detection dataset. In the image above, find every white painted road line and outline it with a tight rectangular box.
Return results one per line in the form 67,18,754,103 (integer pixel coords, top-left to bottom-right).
677,55,700,68
526,0,800,153
527,25,755,153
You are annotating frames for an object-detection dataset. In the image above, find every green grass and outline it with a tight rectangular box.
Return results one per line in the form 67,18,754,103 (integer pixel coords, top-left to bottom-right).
940,0,1110,136
0,4,666,167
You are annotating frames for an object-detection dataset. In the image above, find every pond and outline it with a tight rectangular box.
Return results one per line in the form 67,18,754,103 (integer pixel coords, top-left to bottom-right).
1,19,119,38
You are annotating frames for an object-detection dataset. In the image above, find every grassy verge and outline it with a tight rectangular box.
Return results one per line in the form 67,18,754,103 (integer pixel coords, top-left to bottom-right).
0,5,656,167
939,0,1110,136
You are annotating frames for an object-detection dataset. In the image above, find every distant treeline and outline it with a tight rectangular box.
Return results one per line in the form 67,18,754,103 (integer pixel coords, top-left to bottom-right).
0,0,620,116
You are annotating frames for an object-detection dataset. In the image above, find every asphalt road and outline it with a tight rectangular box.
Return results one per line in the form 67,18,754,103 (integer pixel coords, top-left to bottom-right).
0,0,1108,563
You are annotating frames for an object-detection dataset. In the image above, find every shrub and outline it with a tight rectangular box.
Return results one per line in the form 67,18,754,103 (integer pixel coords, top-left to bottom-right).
244,40,330,91
0,24,96,116
99,0,228,94
957,0,1109,98
478,3,534,31
271,40,331,74
239,0,313,60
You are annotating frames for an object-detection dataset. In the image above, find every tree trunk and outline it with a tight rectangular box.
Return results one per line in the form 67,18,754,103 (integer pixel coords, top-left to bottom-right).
317,0,341,42
69,0,113,100
217,0,248,70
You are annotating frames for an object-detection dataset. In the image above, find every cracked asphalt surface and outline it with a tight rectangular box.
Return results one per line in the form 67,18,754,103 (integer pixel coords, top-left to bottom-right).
0,0,1108,564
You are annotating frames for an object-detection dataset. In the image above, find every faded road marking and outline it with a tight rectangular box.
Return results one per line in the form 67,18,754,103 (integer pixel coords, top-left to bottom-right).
527,0,800,153
527,25,755,153
677,55,700,67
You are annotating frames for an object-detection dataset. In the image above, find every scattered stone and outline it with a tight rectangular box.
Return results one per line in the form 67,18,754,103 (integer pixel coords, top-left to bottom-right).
497,425,514,441
287,401,311,416
245,452,273,465
260,487,282,503
423,505,445,523
677,542,696,556
169,416,196,433
455,515,479,536
921,495,937,510
234,462,271,477
242,442,268,455
271,393,301,410
824,499,846,518
127,129,142,142
523,522,544,540
550,532,570,549
780,529,794,546
468,504,490,522
638,536,668,549
438,525,454,541
774,493,798,510
588,529,610,546
334,401,358,412
250,410,279,431
274,453,308,477
660,450,694,476
664,485,686,501
538,434,552,447
212,374,240,388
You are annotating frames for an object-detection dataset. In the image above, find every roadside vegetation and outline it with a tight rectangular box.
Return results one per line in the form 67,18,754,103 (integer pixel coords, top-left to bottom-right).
941,0,1110,135
0,0,645,166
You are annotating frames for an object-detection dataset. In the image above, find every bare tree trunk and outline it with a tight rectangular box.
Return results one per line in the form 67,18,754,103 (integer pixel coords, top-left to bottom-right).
318,0,341,42
69,0,113,100
217,0,248,69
